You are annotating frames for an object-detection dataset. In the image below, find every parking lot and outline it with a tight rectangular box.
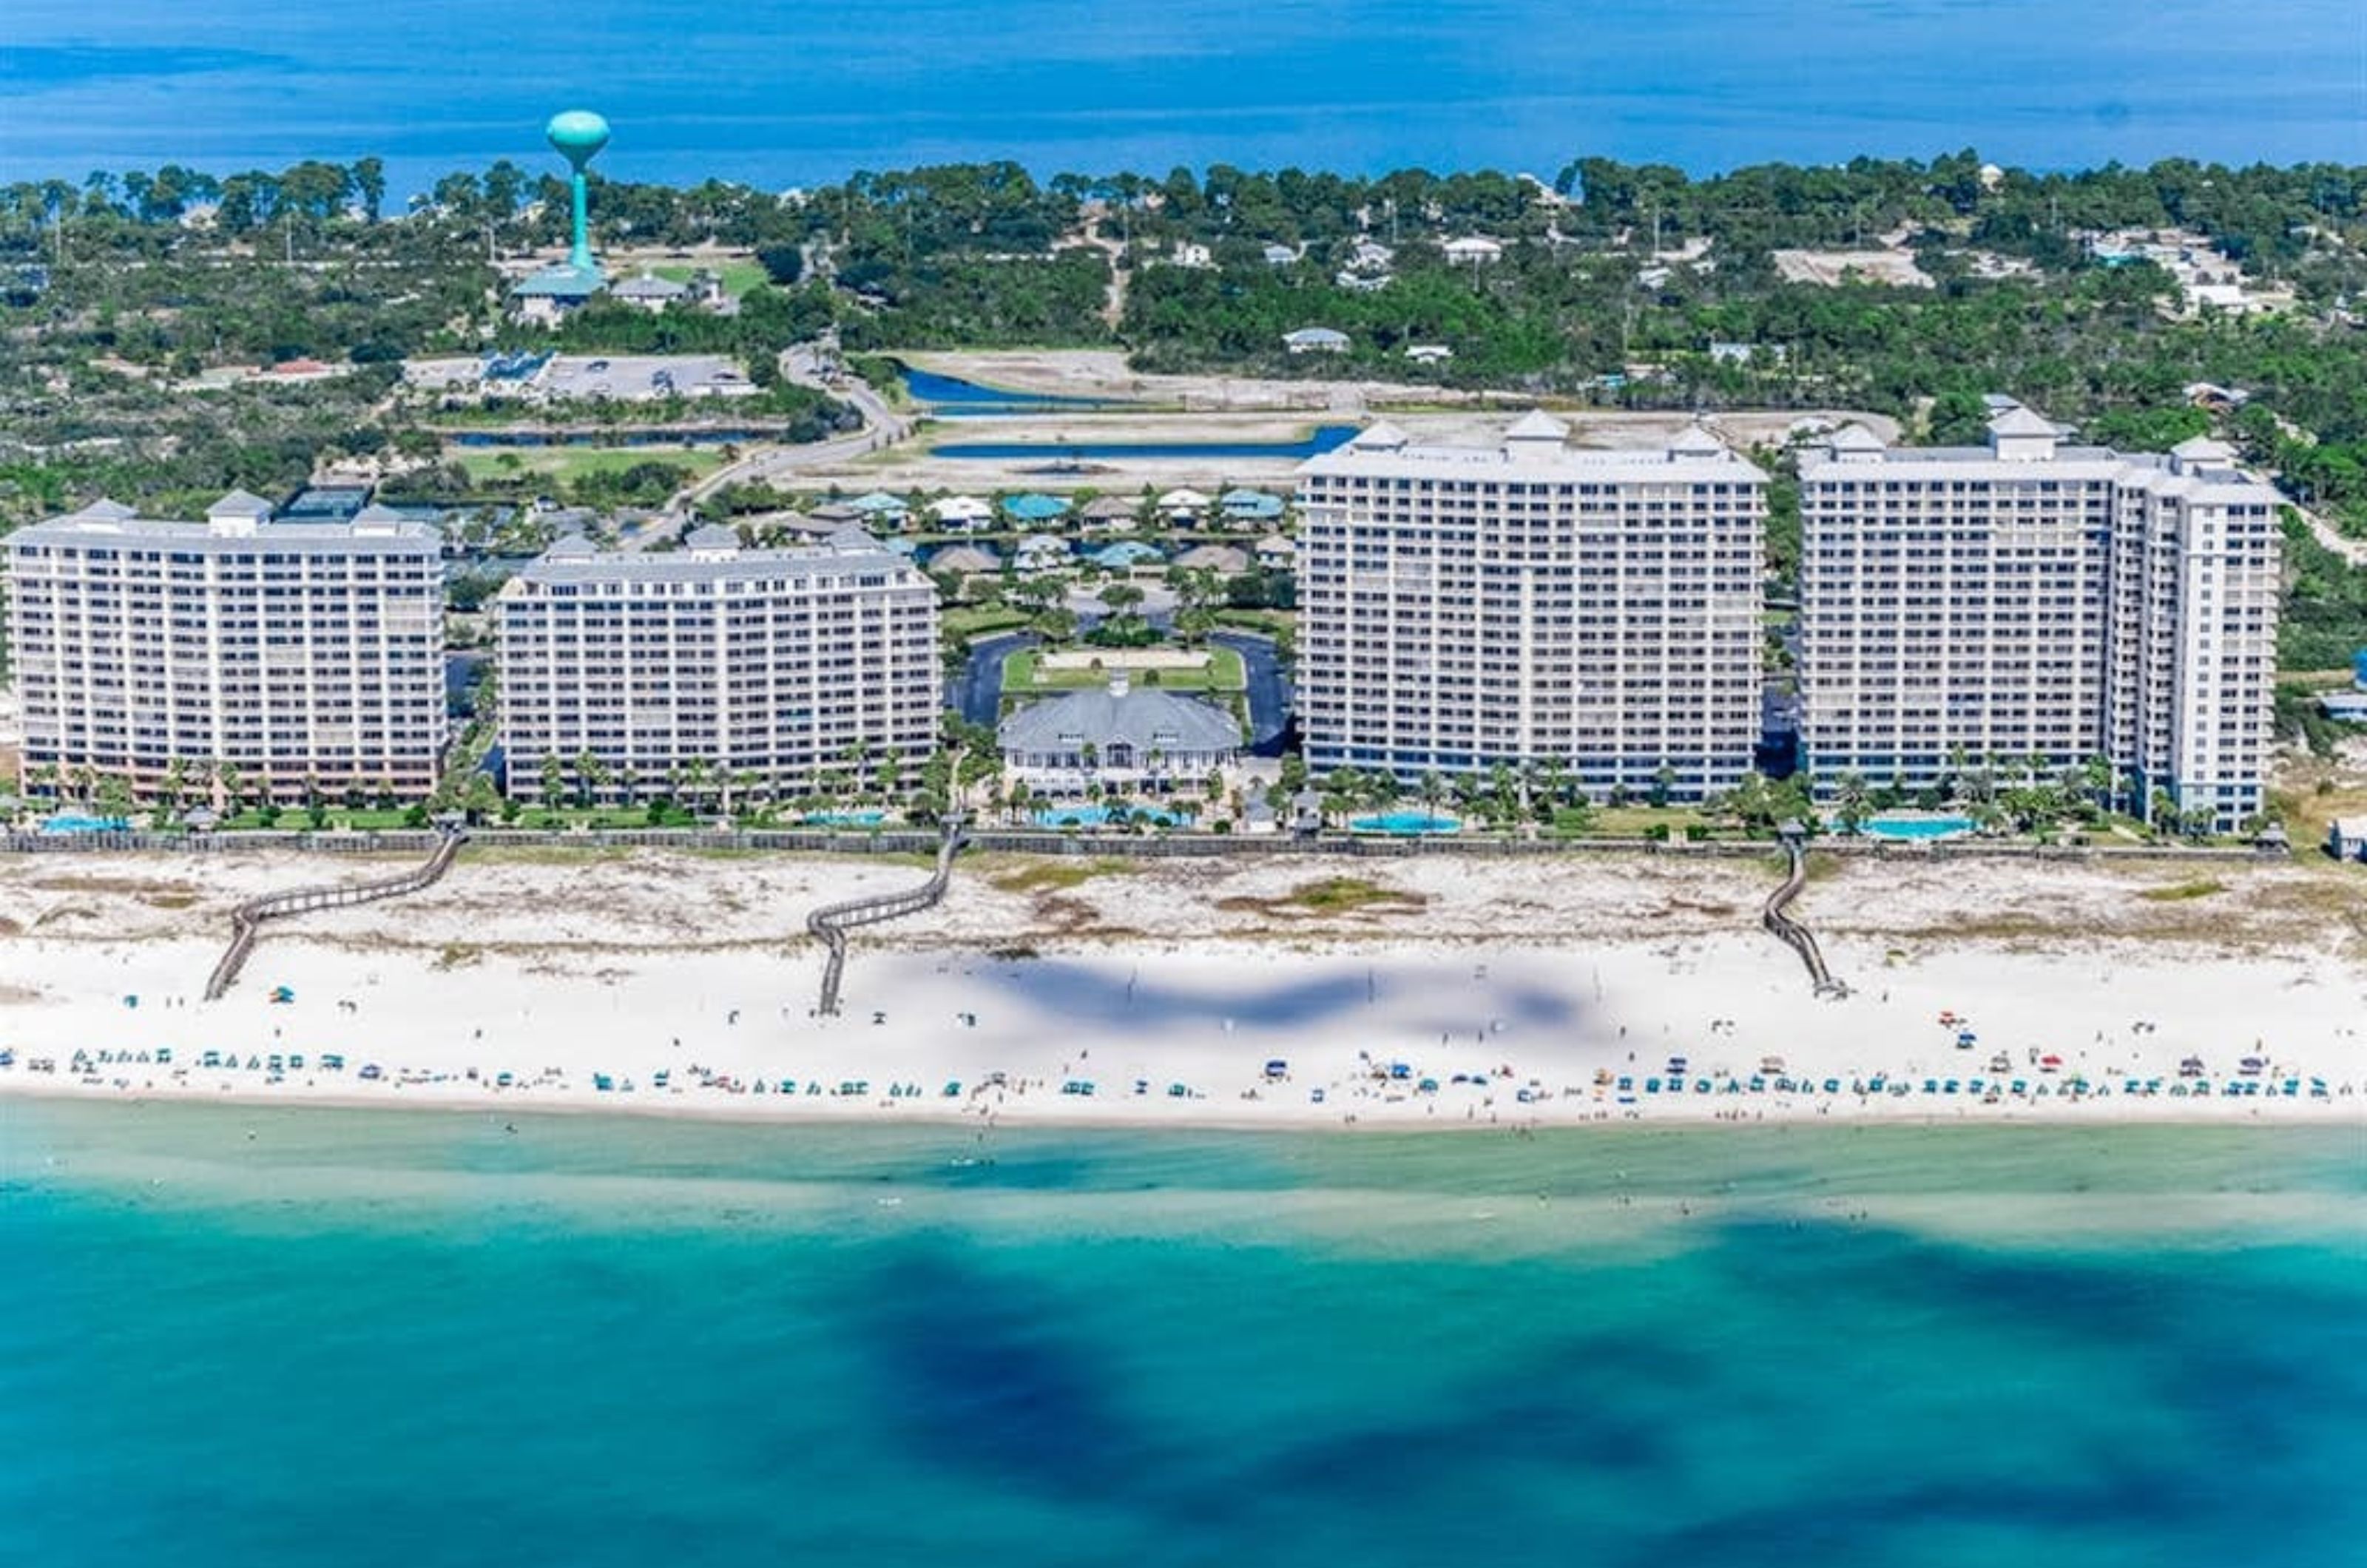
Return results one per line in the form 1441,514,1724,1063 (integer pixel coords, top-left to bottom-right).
537,355,752,401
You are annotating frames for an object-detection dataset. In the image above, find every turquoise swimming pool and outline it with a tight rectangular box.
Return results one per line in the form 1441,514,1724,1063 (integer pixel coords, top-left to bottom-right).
1854,814,1977,840
1350,811,1461,836
40,813,131,834
803,810,886,827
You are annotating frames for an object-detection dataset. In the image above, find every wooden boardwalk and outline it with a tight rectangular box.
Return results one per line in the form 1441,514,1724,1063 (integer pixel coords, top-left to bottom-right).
805,821,967,1016
1763,839,1848,998
203,828,466,1001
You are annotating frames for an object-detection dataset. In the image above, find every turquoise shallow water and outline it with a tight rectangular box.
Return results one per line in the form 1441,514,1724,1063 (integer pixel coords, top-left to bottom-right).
2,1103,2362,1566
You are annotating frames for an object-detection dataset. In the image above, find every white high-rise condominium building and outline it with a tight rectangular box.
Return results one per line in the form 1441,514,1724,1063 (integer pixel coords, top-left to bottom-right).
496,524,939,801
1798,408,2280,830
1295,413,1768,799
4,492,447,801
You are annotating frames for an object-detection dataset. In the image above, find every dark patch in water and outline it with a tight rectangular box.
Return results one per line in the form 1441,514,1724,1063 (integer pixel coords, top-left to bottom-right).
852,1246,1141,1496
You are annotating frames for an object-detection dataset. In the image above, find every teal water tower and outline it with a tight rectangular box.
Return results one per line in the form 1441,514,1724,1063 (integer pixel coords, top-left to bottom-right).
546,109,610,274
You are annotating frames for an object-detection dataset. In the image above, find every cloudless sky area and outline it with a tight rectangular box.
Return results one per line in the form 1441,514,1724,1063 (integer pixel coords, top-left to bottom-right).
2,1,2363,192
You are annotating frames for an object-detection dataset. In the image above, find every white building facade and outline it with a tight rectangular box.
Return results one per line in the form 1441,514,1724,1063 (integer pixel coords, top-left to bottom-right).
1294,415,1768,799
4,495,447,800
495,527,939,801
1798,414,2280,829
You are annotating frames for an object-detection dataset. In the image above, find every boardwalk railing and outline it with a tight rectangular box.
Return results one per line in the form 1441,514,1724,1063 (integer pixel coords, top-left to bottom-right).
1763,839,1848,998
803,822,968,1016
203,828,466,1001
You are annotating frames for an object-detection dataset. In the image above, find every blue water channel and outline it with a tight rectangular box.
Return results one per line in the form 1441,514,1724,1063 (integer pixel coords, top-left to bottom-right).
902,367,1127,414
934,425,1359,462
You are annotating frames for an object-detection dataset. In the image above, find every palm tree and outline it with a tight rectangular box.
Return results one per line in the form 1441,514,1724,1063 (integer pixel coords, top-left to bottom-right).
575,749,607,809
2081,754,2115,816
838,740,871,799
726,769,761,820
1418,770,1446,827
95,770,134,824
539,753,567,814
1833,769,1871,834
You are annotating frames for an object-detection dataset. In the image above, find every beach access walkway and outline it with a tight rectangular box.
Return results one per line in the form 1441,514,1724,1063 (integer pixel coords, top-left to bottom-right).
805,818,967,1016
1764,837,1848,998
203,827,467,1001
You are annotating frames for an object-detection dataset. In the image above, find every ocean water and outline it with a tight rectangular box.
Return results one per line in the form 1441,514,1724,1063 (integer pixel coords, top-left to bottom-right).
4,1,2363,192
1,1101,2362,1566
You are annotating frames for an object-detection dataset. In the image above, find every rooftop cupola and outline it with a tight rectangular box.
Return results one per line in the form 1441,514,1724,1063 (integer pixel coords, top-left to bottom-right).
1986,405,2061,463
206,489,274,535
1502,408,1570,456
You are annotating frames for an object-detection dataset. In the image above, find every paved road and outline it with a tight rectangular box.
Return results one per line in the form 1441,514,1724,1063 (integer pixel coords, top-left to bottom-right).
948,632,1038,728
668,344,914,515
946,628,1291,750
1212,630,1293,754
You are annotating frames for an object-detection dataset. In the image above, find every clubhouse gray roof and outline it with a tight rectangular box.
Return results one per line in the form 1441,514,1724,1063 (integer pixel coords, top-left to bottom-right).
999,686,1243,754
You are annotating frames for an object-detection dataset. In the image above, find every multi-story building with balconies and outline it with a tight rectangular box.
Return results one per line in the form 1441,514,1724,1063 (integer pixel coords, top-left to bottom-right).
494,524,939,802
1294,413,1768,799
4,492,447,802
1797,408,2280,830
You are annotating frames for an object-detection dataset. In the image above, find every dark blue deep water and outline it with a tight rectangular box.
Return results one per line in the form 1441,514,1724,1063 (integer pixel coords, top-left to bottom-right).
2,1103,2362,1567
4,2,2362,189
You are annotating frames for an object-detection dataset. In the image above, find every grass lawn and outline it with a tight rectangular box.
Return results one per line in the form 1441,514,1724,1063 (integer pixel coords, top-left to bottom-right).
1003,644,1246,694
1583,805,1713,837
453,447,731,484
944,604,1033,639
651,259,771,297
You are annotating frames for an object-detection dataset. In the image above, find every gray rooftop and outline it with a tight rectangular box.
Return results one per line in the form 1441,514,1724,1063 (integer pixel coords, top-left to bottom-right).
12,497,441,552
611,272,689,300
510,526,921,587
1301,415,1763,484
513,263,606,299
1800,428,2281,499
999,685,1243,755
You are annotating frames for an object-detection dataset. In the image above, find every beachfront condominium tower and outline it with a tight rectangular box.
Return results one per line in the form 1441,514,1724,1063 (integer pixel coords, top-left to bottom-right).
1797,409,2280,831
4,493,447,802
494,524,939,803
1294,414,1768,799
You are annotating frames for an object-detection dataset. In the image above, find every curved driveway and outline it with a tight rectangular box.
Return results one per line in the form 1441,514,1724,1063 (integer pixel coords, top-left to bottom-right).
950,628,1291,754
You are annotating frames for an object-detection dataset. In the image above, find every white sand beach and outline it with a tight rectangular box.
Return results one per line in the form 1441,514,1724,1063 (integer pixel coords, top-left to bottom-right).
3,847,2363,1127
